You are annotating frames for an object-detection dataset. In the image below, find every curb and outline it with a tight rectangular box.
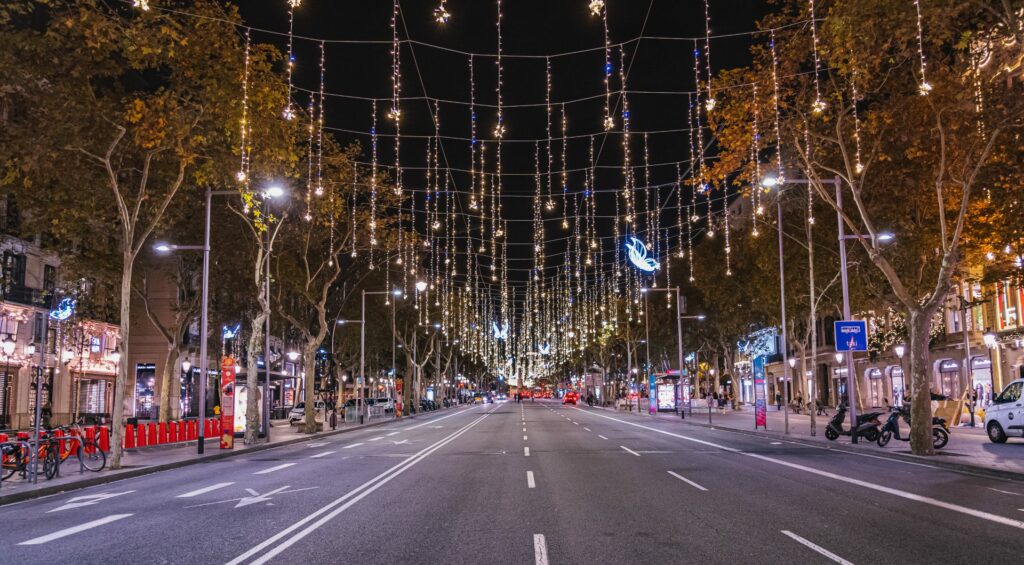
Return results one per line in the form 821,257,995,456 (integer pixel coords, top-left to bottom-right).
583,405,1024,483
0,407,466,507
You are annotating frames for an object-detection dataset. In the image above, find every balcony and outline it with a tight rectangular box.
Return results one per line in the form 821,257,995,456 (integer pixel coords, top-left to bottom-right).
1,285,51,308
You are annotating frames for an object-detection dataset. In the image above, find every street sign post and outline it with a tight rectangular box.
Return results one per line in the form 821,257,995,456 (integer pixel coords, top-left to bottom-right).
833,320,868,352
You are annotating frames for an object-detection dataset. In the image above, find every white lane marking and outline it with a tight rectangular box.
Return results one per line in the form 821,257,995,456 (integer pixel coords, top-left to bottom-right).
988,487,1021,496
578,408,1024,532
533,534,549,565
342,443,364,449
253,463,296,475
18,514,133,545
620,446,641,457
523,427,527,432
229,413,491,565
524,435,528,441
524,447,531,457
404,408,473,430
309,451,336,459
781,530,854,564
367,436,385,442
667,471,708,491
584,427,591,432
598,435,608,440
573,422,579,426
47,490,136,512
236,486,291,508
177,483,234,498
392,439,409,445
386,431,400,437
770,442,783,445
307,443,329,448
527,471,536,489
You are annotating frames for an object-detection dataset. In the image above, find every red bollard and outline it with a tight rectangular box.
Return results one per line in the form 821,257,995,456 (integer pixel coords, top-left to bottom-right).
158,422,168,444
136,424,147,447
204,419,212,438
85,426,96,455
188,421,196,440
99,426,110,452
148,423,158,446
0,433,8,443
123,425,136,449
171,421,180,443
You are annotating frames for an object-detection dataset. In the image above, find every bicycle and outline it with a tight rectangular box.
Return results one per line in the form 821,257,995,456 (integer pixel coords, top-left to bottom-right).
52,420,107,472
1,435,58,480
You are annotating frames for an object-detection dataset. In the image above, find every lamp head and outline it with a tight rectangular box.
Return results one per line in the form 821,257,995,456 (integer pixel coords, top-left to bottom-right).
983,333,997,348
181,359,192,372
264,185,285,199
760,176,779,188
1,337,15,357
415,281,428,292
788,358,796,368
894,344,906,359
834,353,845,363
154,243,172,253
876,233,895,242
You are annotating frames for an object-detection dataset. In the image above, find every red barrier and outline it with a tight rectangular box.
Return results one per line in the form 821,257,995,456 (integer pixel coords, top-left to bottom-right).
84,426,96,454
148,422,158,446
98,426,110,452
204,419,212,438
137,424,147,447
211,419,219,436
171,422,180,443
0,433,8,443
158,422,168,444
188,421,197,440
123,424,136,449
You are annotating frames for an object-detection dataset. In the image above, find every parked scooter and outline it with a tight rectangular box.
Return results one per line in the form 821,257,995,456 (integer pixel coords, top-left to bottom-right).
824,403,883,442
877,404,949,449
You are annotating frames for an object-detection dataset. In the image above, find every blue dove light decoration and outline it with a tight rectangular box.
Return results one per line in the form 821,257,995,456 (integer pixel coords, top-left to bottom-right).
539,342,551,356
48,298,77,321
491,321,510,341
222,323,241,340
625,237,660,273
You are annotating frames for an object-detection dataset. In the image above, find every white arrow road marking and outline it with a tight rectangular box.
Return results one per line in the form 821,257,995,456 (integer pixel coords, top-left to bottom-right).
253,463,296,475
236,486,291,508
309,451,336,459
781,530,854,564
527,471,536,489
342,443,364,449
391,439,409,445
47,491,136,513
19,514,133,545
184,487,319,509
667,471,708,491
177,483,234,498
533,534,549,565
620,446,641,457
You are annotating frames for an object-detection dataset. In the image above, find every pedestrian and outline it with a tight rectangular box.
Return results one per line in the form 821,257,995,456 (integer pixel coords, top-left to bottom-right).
775,392,782,411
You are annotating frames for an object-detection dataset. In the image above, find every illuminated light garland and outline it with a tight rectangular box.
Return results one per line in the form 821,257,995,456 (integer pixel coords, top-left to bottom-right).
545,57,556,212
349,163,357,258
687,205,695,282
133,1,150,12
849,69,864,175
304,93,315,221
469,55,479,211
236,28,252,187
703,0,716,112
434,0,451,24
692,41,709,214
597,1,614,130
283,0,299,121
808,0,826,113
723,182,731,276
750,83,763,231
970,49,986,137
913,0,931,95
494,0,505,139
315,41,326,196
769,29,785,185
389,0,402,125
369,99,378,248
687,93,699,222
560,103,569,230
675,162,685,257
589,0,605,17
619,46,635,230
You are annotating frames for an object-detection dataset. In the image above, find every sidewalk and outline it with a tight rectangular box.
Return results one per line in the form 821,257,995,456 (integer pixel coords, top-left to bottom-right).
0,409,441,505
606,402,1024,479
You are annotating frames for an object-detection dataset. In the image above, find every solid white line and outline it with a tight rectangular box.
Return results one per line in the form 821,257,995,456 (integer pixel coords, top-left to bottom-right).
527,471,536,489
228,413,491,565
19,514,133,545
988,487,1021,496
342,443,364,449
598,435,608,440
524,447,530,457
386,431,400,437
533,534,549,565
253,463,296,475
620,446,641,457
309,451,336,459
177,482,234,498
578,408,1024,532
781,530,854,564
667,471,708,491
404,407,473,430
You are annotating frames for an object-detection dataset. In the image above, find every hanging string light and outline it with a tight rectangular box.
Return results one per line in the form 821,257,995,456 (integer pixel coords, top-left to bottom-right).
750,83,763,233
304,93,315,221
913,0,932,95
703,0,716,112
770,29,785,185
434,0,451,24
595,1,614,131
545,57,556,212
808,0,826,114
620,46,635,230
315,41,326,196
469,54,479,211
369,99,378,248
675,162,685,257
236,28,252,187
687,93,699,222
589,0,605,17
494,0,506,139
560,103,569,230
723,184,732,276
687,206,695,282
132,1,150,12
389,0,403,125
283,0,300,121
849,69,864,175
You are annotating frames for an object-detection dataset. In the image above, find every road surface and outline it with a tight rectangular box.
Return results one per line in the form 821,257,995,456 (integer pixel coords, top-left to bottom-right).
1,400,1022,564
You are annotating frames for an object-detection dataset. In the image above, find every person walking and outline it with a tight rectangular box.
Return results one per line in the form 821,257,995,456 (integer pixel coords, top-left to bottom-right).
775,392,782,411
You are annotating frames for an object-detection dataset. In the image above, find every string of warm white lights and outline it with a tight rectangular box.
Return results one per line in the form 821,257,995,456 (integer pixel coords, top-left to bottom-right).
236,27,252,189
703,0,716,112
750,83,762,236
912,0,932,95
315,41,326,197
769,29,785,185
283,0,300,120
807,0,826,114
849,68,864,175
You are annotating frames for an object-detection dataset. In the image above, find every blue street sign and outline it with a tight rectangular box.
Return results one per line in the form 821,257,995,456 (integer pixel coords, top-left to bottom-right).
834,320,868,352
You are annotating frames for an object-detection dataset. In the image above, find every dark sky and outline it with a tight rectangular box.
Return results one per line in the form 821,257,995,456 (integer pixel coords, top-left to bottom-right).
235,1,770,295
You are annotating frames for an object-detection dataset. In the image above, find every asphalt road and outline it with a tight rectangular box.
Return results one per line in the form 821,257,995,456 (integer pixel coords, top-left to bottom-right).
1,400,1023,564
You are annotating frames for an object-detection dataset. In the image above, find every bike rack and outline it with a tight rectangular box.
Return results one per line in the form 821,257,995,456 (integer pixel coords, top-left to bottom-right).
49,435,86,477
0,440,37,488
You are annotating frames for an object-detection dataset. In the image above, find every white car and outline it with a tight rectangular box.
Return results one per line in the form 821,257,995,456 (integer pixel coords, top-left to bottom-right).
374,397,396,413
984,379,1023,443
288,401,325,423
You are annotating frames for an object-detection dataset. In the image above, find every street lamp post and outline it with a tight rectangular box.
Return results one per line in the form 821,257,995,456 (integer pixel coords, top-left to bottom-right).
775,194,791,435
894,344,906,406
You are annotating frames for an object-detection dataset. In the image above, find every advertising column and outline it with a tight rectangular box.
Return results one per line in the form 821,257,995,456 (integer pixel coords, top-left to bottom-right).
220,357,235,449
648,373,657,415
753,356,767,429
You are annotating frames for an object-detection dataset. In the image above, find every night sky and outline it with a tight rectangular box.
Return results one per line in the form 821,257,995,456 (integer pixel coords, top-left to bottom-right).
235,0,770,300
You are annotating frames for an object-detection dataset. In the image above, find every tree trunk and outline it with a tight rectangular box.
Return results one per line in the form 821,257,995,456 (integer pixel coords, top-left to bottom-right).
158,346,176,423
109,254,132,470
244,313,265,444
908,308,936,455
303,344,318,434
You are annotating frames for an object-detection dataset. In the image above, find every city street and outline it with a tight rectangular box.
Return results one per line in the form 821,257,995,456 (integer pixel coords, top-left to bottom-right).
1,400,1022,564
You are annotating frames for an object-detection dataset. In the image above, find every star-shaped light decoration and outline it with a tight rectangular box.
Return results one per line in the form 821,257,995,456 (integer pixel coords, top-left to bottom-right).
434,1,451,24
589,0,605,16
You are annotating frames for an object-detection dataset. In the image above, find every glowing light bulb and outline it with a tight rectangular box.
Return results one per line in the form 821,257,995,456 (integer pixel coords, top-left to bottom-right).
705,98,717,112
588,0,605,16
811,99,826,114
918,82,933,96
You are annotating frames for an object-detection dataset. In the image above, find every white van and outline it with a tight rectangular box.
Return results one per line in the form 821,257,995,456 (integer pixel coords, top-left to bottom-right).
984,379,1023,443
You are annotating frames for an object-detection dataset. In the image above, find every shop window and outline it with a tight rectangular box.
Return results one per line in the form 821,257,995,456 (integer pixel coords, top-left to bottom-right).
77,379,108,416
0,370,10,426
936,359,961,399
43,265,57,293
89,335,102,353
134,363,156,420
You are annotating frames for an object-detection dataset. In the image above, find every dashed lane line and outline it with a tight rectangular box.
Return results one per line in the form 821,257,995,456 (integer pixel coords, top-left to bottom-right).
253,463,296,475
527,471,536,489
667,471,708,491
533,534,549,565
780,530,854,564
620,446,641,457
309,451,336,459
524,447,531,457
177,482,234,498
342,443,364,449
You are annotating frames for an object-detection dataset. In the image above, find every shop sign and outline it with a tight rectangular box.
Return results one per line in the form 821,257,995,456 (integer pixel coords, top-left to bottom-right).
220,357,236,450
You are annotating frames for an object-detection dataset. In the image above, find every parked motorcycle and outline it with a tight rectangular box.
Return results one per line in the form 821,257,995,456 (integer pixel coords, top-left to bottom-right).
877,405,949,449
824,403,883,442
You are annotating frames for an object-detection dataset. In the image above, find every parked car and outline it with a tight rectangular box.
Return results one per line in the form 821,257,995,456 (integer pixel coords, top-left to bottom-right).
375,397,396,413
288,401,326,423
985,379,1023,443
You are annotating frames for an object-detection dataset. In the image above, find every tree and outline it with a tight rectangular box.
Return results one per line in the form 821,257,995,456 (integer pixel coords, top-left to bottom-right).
709,0,1024,454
